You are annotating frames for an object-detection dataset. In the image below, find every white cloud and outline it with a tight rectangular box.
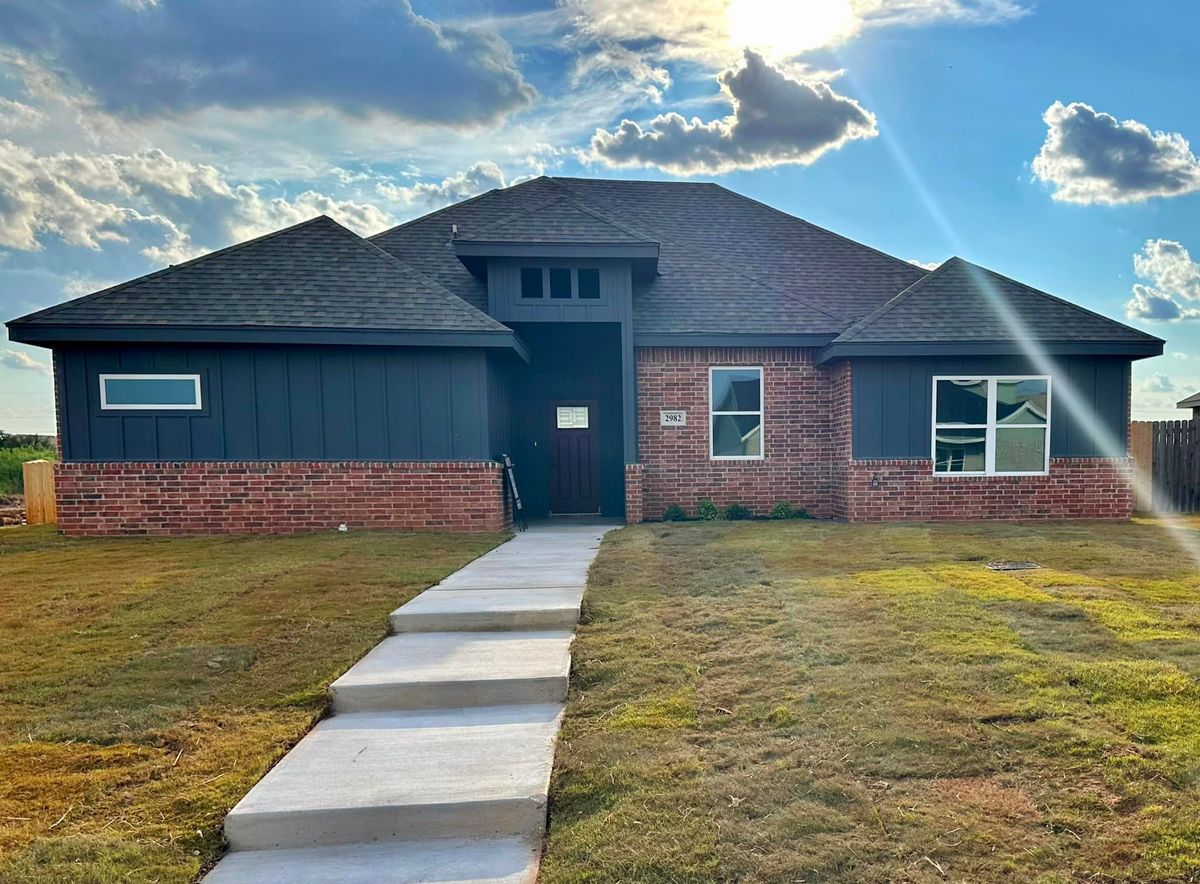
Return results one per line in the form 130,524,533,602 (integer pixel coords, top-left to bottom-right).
0,348,50,375
0,97,45,130
908,258,941,270
571,40,672,102
586,50,876,175
1125,239,1200,322
1032,101,1200,205
376,162,507,209
1139,373,1175,394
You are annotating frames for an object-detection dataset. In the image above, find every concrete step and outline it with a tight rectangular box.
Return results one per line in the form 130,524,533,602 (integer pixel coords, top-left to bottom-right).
390,588,584,633
224,705,562,851
434,561,592,590
330,631,573,712
204,836,540,883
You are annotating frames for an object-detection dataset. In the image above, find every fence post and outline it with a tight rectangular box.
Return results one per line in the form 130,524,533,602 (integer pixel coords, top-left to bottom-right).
1129,421,1153,512
22,459,56,525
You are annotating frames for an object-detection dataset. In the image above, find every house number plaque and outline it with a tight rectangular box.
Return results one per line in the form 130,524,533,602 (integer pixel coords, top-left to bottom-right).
660,410,687,427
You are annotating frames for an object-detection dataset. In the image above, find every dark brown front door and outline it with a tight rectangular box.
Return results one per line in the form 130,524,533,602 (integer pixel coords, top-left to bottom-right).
549,400,600,514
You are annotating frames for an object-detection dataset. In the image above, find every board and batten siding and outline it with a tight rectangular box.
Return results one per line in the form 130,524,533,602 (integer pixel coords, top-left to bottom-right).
851,355,1131,459
54,344,498,462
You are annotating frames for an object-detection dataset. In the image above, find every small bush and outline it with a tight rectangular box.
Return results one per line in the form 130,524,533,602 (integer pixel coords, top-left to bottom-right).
696,498,721,521
0,446,56,495
661,504,687,522
769,501,794,520
724,503,752,521
792,507,812,520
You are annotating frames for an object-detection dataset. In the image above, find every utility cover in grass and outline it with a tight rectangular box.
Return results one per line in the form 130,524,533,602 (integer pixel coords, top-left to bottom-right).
987,561,1041,571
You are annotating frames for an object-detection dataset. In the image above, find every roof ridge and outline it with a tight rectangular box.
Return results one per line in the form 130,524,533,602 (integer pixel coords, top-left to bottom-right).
832,260,948,342
323,218,508,332
367,176,554,242
9,215,336,326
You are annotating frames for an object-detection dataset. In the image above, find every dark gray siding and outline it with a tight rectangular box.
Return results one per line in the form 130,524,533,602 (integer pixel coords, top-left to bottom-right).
56,343,493,462
851,355,1131,459
487,258,631,323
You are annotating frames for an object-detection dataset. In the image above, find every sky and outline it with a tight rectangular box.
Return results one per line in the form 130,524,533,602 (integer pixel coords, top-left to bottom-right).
1,0,1199,434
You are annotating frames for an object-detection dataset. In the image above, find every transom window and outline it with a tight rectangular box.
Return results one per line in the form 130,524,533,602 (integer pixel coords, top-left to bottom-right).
710,366,763,459
932,376,1050,475
518,267,603,300
100,373,202,410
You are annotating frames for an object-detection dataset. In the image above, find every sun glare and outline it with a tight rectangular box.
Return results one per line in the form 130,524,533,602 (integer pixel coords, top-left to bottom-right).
726,0,858,57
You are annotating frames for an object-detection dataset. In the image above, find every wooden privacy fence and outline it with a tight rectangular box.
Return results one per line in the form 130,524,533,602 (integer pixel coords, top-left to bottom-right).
1130,420,1199,512
22,459,56,525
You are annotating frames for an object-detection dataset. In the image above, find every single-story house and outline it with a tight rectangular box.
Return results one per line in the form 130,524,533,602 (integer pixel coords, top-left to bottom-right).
1179,391,1200,420
6,177,1163,534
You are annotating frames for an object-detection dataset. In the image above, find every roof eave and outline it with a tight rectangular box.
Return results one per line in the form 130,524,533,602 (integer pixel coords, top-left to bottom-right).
6,322,530,362
814,339,1165,365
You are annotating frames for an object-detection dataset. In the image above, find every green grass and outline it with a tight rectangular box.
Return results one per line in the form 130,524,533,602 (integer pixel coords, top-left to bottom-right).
0,448,56,495
543,516,1200,883
0,525,504,882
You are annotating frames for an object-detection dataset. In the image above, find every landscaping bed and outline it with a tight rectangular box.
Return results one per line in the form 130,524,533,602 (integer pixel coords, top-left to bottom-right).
544,516,1200,882
0,525,503,882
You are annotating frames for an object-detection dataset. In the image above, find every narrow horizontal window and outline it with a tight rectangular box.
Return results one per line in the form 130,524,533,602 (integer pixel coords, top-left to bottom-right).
520,267,544,298
577,268,601,299
710,366,763,459
100,374,202,410
932,376,1050,476
549,267,572,299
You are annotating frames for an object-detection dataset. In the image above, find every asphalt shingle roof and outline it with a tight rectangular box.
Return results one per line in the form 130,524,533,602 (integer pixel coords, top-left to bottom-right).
834,257,1162,345
460,195,655,244
12,215,507,334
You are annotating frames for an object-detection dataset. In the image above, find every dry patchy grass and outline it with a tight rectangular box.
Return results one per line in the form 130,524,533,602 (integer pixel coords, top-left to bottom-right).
544,516,1200,883
0,525,502,882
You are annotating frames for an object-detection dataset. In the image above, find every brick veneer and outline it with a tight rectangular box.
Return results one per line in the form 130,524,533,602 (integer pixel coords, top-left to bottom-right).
55,461,510,536
840,457,1134,521
636,347,835,520
624,463,645,525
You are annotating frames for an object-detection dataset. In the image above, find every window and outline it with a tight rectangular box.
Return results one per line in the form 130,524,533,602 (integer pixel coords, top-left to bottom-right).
932,376,1050,475
710,367,763,459
100,374,202,410
520,267,544,298
556,406,589,429
549,268,572,299
577,268,601,299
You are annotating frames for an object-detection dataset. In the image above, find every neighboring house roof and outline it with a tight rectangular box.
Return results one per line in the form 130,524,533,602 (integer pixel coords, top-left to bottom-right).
8,216,525,354
821,256,1162,359
1178,391,1200,409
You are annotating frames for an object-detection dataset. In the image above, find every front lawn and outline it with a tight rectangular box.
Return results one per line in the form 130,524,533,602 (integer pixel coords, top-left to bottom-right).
0,525,503,883
544,516,1200,883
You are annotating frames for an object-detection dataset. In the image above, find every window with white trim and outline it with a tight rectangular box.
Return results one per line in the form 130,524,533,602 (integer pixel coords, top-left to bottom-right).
710,366,763,459
100,374,202,410
932,376,1050,475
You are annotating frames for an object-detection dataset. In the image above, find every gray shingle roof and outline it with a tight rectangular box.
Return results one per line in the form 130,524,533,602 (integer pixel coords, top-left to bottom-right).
11,215,507,334
460,195,656,244
1178,391,1200,409
833,256,1162,345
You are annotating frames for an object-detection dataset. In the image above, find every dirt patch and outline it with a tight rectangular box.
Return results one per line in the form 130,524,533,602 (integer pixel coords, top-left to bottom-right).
930,777,1039,821
0,496,23,527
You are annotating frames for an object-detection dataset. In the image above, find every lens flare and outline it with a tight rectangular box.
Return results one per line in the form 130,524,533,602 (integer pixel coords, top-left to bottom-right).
727,0,858,57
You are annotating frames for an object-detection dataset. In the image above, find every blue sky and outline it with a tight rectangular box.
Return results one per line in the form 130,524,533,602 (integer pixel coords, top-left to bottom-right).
2,0,1198,433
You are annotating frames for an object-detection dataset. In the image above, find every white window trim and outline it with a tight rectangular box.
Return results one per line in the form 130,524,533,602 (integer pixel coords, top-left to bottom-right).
99,373,203,411
931,375,1051,477
709,365,765,461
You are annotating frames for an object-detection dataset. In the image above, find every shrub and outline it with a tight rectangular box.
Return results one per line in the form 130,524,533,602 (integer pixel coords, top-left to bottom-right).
0,446,56,496
696,498,721,521
769,501,794,520
724,503,752,521
792,507,812,520
661,504,687,522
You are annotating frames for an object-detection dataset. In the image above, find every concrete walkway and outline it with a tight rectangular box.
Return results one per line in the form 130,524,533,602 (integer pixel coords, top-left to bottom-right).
205,521,615,883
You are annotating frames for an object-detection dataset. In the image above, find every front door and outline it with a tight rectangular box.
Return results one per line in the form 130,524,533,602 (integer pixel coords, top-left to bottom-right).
549,401,600,514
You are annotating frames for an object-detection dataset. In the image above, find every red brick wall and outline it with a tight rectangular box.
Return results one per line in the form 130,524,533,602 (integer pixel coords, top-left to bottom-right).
841,457,1134,521
636,347,835,520
624,463,644,525
55,461,510,536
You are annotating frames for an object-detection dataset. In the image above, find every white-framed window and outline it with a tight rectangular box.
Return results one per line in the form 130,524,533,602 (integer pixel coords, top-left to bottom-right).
99,373,202,410
932,376,1050,476
710,366,763,459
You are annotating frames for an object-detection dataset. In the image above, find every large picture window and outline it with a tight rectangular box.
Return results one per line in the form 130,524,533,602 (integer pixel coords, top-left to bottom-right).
100,374,202,410
710,366,763,459
932,376,1050,475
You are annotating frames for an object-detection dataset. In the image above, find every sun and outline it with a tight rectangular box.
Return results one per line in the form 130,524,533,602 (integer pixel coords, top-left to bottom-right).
726,0,858,57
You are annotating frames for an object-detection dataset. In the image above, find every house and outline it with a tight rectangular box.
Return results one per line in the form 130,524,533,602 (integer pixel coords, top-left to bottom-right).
6,177,1163,534
1179,391,1200,420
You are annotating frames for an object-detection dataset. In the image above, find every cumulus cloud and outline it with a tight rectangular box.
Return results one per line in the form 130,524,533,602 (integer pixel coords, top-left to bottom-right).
376,162,507,209
908,258,941,271
0,140,394,264
1139,373,1175,394
2,0,534,126
1125,239,1200,323
0,348,51,375
1032,101,1200,205
586,50,875,175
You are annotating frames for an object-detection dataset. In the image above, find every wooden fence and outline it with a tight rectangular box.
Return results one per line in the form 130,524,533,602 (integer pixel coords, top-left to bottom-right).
1130,420,1199,512
22,459,56,525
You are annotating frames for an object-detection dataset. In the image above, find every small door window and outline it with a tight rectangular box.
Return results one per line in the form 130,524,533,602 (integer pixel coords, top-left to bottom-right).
556,406,589,429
